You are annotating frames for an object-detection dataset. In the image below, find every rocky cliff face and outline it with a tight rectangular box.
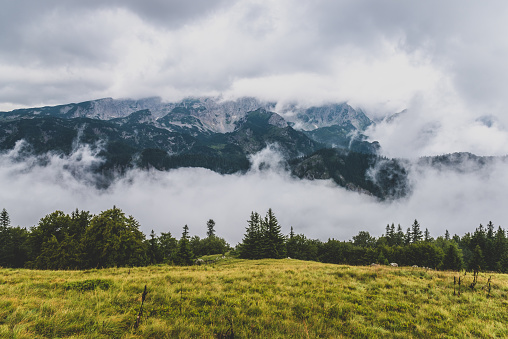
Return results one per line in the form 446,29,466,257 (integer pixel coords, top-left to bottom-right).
1,96,373,134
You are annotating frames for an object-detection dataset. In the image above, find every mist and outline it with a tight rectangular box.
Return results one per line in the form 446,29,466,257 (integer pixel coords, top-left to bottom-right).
1,144,507,245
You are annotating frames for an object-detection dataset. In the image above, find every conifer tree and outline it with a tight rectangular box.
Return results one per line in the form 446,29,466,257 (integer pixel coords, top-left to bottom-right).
494,226,507,272
176,224,193,265
395,224,404,246
239,212,262,259
0,208,10,230
469,245,485,271
147,230,161,264
485,221,496,270
411,219,423,243
264,208,286,259
487,221,495,240
443,242,463,271
445,229,450,241
206,219,216,238
387,223,395,246
424,228,432,242
158,231,178,263
404,227,412,246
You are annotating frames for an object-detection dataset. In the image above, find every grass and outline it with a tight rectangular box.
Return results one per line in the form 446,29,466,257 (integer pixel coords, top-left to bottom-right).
1,258,507,338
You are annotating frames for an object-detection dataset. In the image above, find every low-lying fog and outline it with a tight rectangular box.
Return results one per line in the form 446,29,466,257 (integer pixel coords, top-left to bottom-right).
1,142,507,245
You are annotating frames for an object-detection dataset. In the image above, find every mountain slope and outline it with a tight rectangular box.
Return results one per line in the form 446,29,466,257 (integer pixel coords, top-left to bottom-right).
0,96,411,199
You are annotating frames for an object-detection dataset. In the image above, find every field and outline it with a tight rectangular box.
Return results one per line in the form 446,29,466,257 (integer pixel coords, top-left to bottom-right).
1,258,508,338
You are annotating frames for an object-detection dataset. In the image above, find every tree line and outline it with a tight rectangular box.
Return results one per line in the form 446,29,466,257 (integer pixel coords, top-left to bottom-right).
1,207,507,272
235,211,508,272
0,207,229,269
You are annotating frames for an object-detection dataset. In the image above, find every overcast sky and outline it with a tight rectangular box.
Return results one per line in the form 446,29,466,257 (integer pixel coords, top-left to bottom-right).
2,1,508,156
2,1,508,240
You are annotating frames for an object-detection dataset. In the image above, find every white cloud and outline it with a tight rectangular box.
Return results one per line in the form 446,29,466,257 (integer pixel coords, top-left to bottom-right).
3,1,508,157
1,145,507,244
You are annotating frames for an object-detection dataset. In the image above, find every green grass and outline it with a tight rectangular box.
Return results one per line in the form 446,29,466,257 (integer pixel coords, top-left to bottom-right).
1,259,507,338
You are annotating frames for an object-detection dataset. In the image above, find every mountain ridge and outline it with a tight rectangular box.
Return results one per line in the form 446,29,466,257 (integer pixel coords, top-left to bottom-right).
2,96,497,201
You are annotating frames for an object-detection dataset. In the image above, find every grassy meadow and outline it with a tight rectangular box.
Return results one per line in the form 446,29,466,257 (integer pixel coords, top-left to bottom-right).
1,258,508,338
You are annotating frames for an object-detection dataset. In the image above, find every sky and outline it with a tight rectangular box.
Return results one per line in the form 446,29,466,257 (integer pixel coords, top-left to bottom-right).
2,1,508,156
2,1,508,242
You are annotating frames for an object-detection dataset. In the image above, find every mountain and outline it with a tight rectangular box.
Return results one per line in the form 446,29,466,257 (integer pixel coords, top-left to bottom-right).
1,96,375,132
288,148,410,199
0,96,409,199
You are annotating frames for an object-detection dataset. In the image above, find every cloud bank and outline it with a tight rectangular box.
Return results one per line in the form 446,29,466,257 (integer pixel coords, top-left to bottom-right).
1,145,507,245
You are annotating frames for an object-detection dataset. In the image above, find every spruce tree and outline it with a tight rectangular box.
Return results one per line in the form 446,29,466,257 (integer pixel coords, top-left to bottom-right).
411,219,423,243
494,226,507,272
469,245,485,271
158,231,178,263
147,230,160,264
387,223,395,246
404,227,412,246
264,208,286,259
206,219,216,238
424,228,432,242
443,242,464,271
444,229,450,241
0,208,10,230
176,225,193,265
395,224,404,246
487,221,495,240
239,212,262,259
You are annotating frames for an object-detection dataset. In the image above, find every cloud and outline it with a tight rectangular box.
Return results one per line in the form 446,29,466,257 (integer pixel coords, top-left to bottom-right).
2,1,506,113
1,145,507,245
367,84,508,158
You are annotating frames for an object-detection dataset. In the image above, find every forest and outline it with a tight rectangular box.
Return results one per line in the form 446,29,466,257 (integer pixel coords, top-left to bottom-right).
0,207,507,272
